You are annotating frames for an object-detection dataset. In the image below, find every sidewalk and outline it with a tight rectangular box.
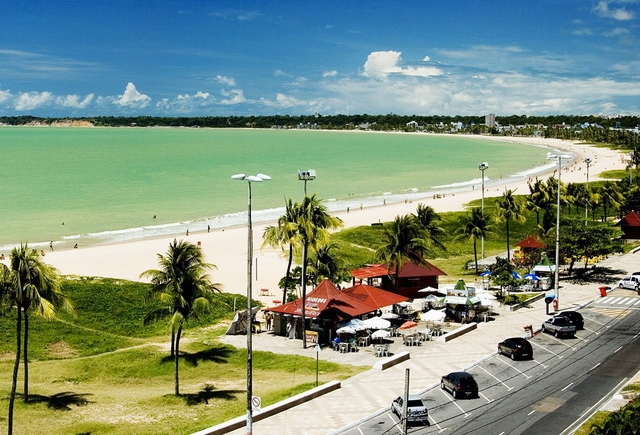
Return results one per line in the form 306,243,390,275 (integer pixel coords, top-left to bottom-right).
216,250,639,435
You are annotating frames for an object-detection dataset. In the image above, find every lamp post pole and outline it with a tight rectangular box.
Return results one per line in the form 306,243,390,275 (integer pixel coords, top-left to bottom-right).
478,162,489,259
548,154,571,311
584,158,592,225
298,169,316,197
231,172,271,435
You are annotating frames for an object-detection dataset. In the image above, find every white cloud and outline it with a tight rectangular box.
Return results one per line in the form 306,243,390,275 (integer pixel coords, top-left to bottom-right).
57,94,94,108
114,83,151,108
422,56,431,62
593,1,635,20
0,89,10,104
323,70,338,77
14,91,54,110
220,89,246,105
215,75,236,86
363,51,443,79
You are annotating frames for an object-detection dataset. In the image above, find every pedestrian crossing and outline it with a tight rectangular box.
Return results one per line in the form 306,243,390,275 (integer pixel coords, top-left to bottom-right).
593,296,640,308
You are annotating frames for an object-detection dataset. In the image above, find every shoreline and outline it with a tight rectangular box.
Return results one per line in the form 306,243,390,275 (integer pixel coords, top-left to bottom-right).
24,135,629,299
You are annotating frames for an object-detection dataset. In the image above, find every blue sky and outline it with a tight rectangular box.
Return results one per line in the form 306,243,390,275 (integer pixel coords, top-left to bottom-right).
1,0,639,117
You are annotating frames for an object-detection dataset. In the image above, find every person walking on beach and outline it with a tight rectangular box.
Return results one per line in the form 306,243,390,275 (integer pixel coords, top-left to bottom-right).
49,241,53,251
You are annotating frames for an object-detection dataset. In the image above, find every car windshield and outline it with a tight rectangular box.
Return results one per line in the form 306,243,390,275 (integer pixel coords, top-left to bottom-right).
407,399,424,408
459,377,476,387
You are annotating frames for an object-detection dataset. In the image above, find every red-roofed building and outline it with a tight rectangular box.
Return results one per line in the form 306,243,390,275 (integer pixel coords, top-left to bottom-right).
616,211,640,239
351,261,447,299
513,235,546,266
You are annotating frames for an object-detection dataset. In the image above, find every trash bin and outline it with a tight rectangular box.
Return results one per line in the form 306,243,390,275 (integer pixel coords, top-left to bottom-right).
599,286,608,297
552,299,558,312
523,325,534,339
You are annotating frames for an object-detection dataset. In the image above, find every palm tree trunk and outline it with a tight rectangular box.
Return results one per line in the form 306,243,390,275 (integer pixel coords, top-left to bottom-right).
473,239,478,274
170,329,175,357
301,241,308,349
174,326,182,396
282,244,293,305
506,221,511,263
23,311,29,402
8,307,22,435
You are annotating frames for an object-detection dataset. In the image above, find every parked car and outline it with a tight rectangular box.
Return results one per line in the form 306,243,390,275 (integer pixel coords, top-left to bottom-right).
618,276,640,292
441,371,479,399
557,311,584,330
391,394,429,425
541,316,577,338
498,337,533,360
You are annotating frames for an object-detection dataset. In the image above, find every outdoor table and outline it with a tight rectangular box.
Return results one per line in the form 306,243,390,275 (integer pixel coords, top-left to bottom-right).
417,331,429,342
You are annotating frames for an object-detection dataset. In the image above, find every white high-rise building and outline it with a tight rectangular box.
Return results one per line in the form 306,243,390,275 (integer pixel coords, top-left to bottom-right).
485,114,496,128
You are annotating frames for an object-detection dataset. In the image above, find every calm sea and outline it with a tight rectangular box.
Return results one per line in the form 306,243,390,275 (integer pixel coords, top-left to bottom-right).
0,127,557,251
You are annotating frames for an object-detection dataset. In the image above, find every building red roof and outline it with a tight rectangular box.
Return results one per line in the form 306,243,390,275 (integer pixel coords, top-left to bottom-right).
340,283,409,308
515,235,546,249
617,211,640,227
266,279,376,321
351,261,447,280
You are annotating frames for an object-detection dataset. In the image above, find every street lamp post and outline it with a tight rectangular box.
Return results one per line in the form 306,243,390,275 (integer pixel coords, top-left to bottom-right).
584,158,592,224
478,162,489,259
231,172,271,435
297,169,316,196
548,154,571,311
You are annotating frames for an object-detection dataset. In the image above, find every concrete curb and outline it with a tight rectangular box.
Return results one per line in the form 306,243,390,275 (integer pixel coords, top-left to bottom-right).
435,323,477,342
373,350,410,370
191,380,341,435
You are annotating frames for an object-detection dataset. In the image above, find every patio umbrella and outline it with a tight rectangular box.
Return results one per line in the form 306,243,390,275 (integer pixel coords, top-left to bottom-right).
417,286,439,293
512,271,522,279
422,309,446,322
523,273,539,281
336,326,356,335
338,318,368,331
362,316,391,330
381,312,399,320
479,270,491,277
371,329,391,339
399,320,418,330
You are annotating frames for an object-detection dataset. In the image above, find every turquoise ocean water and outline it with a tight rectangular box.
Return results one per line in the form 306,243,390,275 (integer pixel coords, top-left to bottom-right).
0,127,559,251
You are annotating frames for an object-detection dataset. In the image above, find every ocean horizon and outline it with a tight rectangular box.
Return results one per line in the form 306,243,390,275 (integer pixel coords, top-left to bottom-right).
0,127,560,252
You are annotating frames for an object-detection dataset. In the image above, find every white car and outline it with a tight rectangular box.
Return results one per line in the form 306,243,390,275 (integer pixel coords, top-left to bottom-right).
618,276,640,292
391,394,429,426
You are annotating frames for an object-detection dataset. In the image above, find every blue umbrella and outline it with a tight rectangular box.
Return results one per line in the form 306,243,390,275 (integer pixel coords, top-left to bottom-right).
523,273,539,281
480,270,491,277
511,271,522,279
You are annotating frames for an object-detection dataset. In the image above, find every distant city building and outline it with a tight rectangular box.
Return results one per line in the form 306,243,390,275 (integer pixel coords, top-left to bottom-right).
485,114,496,128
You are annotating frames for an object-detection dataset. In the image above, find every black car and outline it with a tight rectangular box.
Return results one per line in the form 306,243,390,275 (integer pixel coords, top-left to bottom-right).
497,337,533,360
558,311,584,330
441,371,478,399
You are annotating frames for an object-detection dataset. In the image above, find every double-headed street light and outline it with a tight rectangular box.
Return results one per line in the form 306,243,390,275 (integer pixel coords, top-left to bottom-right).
231,172,271,435
547,154,572,311
298,169,316,196
584,158,592,224
478,162,489,259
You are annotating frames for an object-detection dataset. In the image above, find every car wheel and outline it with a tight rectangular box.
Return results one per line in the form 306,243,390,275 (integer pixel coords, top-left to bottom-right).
441,381,445,391
555,330,560,338
452,389,458,399
511,352,516,360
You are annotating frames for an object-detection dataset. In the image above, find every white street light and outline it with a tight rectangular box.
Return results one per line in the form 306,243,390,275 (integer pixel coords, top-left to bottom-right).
297,169,316,196
478,162,489,259
547,154,571,311
231,172,271,435
584,158,592,224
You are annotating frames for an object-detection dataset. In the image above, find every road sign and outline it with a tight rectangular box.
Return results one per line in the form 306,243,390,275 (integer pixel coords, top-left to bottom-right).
251,395,261,411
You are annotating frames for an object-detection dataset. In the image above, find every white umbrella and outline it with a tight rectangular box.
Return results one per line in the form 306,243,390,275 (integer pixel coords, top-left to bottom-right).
371,329,391,339
338,318,368,331
362,316,391,330
422,309,446,322
418,286,439,293
336,326,356,334
381,312,399,319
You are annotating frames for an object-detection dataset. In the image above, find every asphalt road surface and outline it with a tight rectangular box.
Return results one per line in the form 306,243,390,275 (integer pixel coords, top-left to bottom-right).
337,294,640,435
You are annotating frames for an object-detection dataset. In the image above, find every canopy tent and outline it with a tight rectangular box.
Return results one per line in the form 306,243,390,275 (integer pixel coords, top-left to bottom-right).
225,306,260,335
531,256,556,274
266,279,376,322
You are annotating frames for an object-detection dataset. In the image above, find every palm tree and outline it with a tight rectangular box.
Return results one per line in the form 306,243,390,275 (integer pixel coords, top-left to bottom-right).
140,239,220,396
308,243,345,284
414,203,446,250
296,195,342,348
455,207,492,274
598,181,624,220
375,214,432,293
495,189,526,262
262,198,300,305
527,178,549,225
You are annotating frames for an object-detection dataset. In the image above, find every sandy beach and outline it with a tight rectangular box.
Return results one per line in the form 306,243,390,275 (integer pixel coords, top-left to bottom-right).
43,135,627,302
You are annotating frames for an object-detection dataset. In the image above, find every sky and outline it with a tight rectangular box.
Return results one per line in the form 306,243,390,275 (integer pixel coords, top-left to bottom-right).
1,0,639,118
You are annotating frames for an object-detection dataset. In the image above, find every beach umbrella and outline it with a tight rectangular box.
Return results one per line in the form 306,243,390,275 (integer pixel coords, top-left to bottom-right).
479,270,491,277
523,273,539,281
381,312,400,320
418,286,440,293
511,271,522,279
338,318,367,331
362,316,391,330
336,326,356,335
422,309,446,322
399,320,418,330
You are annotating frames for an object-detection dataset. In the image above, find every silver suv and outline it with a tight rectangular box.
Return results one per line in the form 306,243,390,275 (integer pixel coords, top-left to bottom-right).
391,394,429,426
618,276,640,293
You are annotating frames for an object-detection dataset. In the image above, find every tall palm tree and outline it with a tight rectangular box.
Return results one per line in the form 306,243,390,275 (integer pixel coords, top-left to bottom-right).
140,239,220,396
598,181,624,220
308,243,345,284
455,207,492,274
262,198,300,304
375,214,432,293
495,189,526,262
414,203,446,250
296,195,342,348
527,179,549,225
